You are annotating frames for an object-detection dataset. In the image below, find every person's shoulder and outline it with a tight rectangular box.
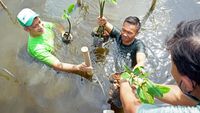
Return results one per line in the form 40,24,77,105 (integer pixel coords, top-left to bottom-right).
110,26,121,38
42,21,50,25
42,21,55,29
135,38,142,42
134,38,144,45
112,26,120,32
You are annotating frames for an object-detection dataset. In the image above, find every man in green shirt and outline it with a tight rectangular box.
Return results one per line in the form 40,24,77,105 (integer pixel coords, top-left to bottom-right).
119,19,200,113
17,8,92,76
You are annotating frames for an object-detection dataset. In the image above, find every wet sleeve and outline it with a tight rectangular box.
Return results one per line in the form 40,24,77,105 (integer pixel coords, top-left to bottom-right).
137,104,200,113
30,44,58,66
136,40,146,53
110,27,121,39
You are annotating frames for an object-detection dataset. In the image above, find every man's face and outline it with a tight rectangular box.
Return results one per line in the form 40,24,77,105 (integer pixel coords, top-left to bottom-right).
171,61,182,84
121,22,138,45
171,60,197,95
26,17,44,36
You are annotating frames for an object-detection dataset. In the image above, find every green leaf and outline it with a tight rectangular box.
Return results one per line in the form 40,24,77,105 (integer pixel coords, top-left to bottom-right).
137,86,154,104
137,87,146,102
67,4,75,14
155,84,170,94
143,91,154,104
132,66,144,76
120,72,130,80
129,77,135,85
140,72,150,78
146,80,163,97
108,0,117,4
124,65,132,74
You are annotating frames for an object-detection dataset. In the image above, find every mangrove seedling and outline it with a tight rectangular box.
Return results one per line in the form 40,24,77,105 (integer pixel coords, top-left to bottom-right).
94,0,117,38
111,66,170,104
62,3,76,44
121,65,170,104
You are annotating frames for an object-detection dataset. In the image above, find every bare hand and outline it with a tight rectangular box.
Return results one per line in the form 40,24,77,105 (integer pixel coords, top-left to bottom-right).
97,16,107,26
76,62,93,72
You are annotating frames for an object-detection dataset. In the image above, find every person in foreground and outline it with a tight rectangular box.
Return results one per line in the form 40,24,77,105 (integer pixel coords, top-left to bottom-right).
97,16,146,69
17,8,92,76
119,19,200,113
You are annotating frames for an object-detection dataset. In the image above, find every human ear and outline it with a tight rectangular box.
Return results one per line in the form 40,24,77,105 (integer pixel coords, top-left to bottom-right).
24,27,30,32
181,76,194,92
136,31,140,35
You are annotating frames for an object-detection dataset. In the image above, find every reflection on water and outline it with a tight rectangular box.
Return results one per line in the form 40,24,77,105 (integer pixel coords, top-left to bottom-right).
1,0,200,113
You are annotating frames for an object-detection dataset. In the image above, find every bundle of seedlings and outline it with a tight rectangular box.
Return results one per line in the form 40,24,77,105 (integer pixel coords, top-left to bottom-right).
108,66,170,107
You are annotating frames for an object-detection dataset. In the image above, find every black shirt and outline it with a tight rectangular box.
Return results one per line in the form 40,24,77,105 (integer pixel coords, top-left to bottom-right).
110,27,146,67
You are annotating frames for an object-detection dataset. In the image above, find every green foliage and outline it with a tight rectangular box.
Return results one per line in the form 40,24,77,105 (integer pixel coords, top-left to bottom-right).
62,3,75,20
68,4,75,14
109,0,117,4
121,66,170,104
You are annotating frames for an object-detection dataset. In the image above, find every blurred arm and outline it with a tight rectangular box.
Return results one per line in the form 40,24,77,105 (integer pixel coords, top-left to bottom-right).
120,80,141,113
51,58,92,73
157,85,198,106
133,52,146,69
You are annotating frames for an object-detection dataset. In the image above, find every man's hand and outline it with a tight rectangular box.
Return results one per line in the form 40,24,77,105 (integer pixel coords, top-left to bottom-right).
76,62,93,73
120,77,141,113
97,16,113,34
97,16,107,26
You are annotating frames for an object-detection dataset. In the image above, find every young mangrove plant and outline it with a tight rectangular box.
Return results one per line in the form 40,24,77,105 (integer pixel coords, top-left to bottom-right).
111,66,170,104
121,65,170,104
95,0,117,38
62,3,76,44
91,0,117,62
62,1,90,44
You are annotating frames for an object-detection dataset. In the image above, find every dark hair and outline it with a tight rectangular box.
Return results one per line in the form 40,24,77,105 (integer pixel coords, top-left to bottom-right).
166,19,200,85
124,16,141,31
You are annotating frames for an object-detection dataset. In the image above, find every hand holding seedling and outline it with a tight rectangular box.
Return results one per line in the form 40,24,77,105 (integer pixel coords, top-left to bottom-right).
122,66,170,104
111,66,170,104
97,16,107,26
